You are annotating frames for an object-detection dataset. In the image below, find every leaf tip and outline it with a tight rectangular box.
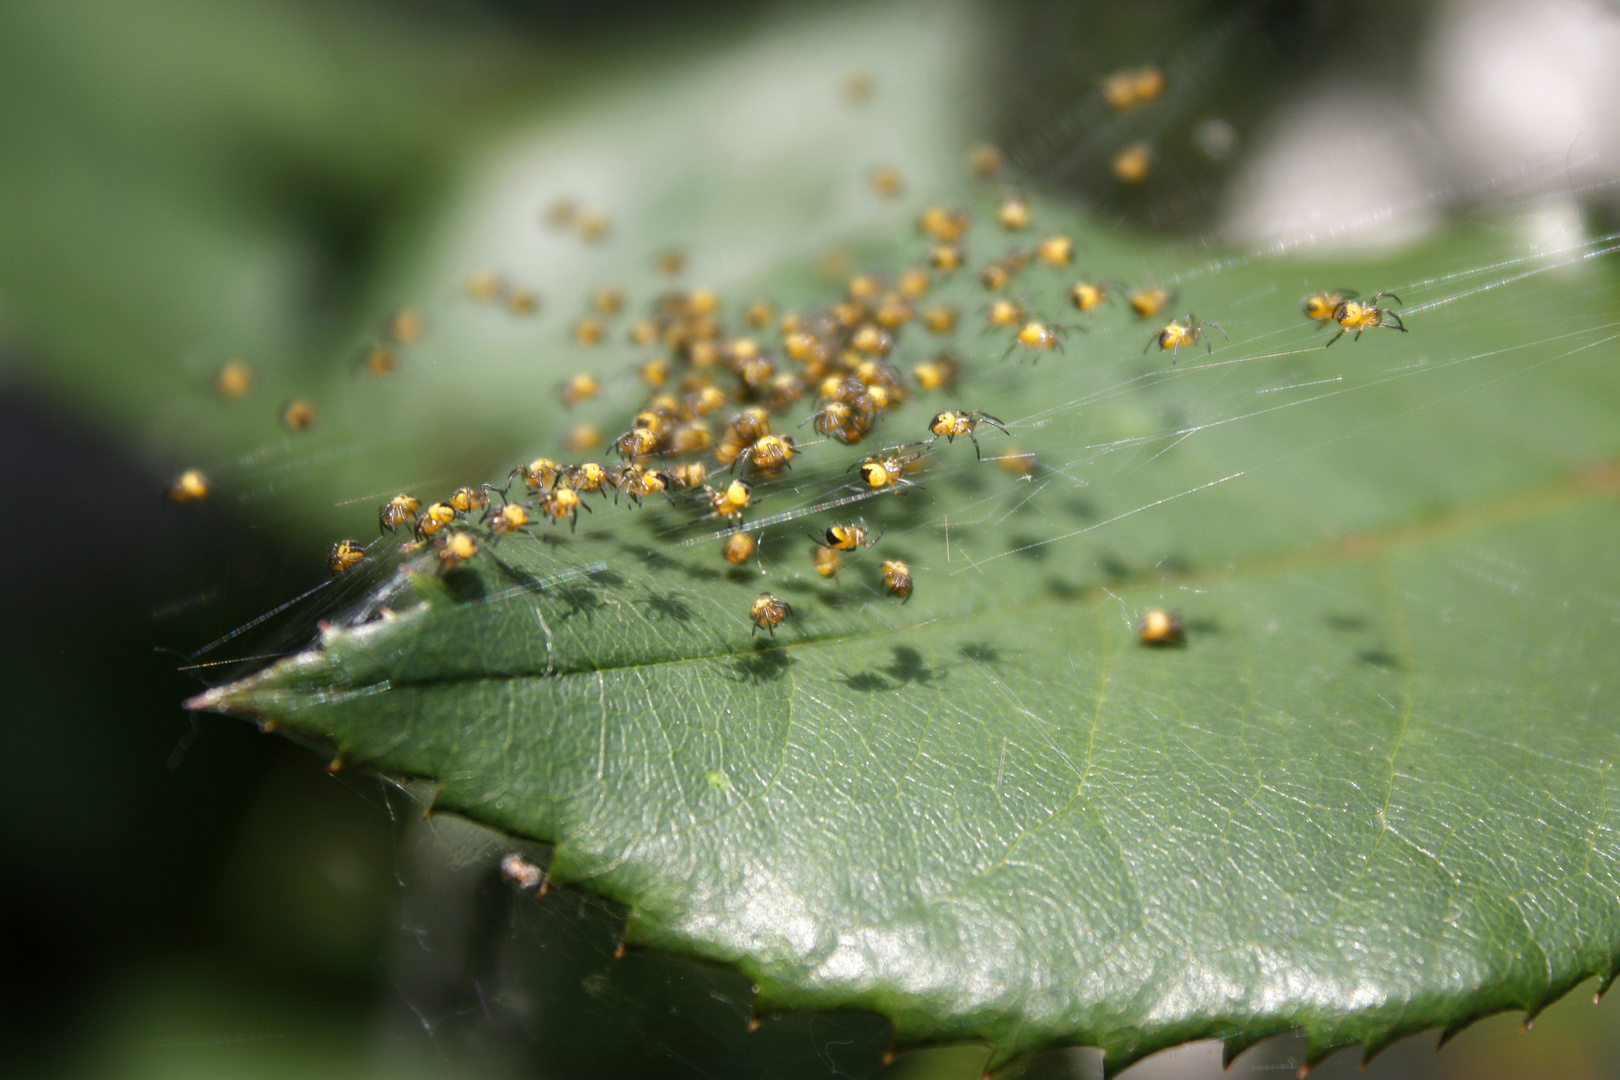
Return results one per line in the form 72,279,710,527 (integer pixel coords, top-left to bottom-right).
182,686,223,713
746,1016,762,1034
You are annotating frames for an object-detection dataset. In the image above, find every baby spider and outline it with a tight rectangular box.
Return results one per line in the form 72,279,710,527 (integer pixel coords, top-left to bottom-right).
927,409,1010,460
328,538,367,574
731,434,797,475
1139,608,1184,646
1302,289,1354,325
997,197,1032,231
214,361,255,398
378,493,420,534
508,457,562,494
1102,65,1167,111
811,544,843,579
612,425,662,460
414,502,457,541
983,297,1026,329
448,486,489,515
167,469,210,503
559,372,600,407
802,398,876,444
1127,285,1173,320
930,244,965,272
880,558,913,601
540,485,591,533
1147,314,1226,361
852,445,926,493
435,530,479,571
704,479,754,521
750,593,792,637
722,532,757,565
1327,292,1406,346
665,462,709,490
811,519,885,551
1069,279,1113,313
912,352,962,391
485,501,537,543
1111,142,1152,184
562,461,614,499
1004,320,1075,361
610,464,671,507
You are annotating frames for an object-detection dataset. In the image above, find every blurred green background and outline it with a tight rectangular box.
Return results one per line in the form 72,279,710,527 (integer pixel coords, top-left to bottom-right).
6,1,1620,1078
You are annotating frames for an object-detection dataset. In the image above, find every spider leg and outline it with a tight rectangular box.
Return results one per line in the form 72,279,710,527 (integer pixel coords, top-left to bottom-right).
979,414,1010,436
969,431,983,461
1383,310,1408,333
1325,327,1346,347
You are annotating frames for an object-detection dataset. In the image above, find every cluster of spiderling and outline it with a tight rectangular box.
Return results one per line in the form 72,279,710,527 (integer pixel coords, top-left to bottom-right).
168,116,1413,644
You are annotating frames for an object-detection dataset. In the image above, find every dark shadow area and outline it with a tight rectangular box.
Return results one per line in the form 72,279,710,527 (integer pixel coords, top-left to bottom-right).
640,586,696,622
1044,576,1089,600
1154,553,1194,576
439,565,491,602
1357,649,1402,670
1064,496,1098,521
553,583,605,623
617,538,723,582
729,643,795,682
958,642,1004,666
842,645,945,692
1097,554,1134,581
1006,533,1049,560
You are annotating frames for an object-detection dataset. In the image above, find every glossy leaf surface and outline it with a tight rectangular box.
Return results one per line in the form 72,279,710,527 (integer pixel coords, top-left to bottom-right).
197,199,1620,1070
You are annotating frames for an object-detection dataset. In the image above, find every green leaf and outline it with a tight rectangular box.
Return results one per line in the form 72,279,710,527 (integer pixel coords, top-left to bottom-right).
192,185,1620,1072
